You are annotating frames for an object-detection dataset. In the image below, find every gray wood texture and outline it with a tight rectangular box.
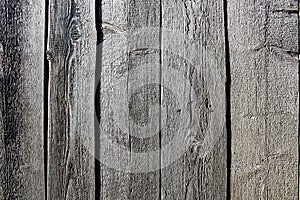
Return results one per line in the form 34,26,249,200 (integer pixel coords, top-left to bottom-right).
0,0,45,199
228,0,299,199
99,0,227,199
99,0,161,198
0,0,298,199
47,0,97,199
161,0,227,199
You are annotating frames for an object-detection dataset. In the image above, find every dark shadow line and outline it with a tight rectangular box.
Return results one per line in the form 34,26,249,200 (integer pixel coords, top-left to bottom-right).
95,0,103,199
159,0,163,199
44,0,50,198
223,0,232,199
96,0,104,46
94,77,101,200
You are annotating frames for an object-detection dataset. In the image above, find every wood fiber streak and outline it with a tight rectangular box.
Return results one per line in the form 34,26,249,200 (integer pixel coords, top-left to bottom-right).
99,0,161,199
228,0,299,199
161,0,227,199
47,0,97,199
0,0,45,199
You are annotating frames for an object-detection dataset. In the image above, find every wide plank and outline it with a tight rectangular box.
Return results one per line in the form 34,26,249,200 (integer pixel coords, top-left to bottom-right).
98,0,161,198
47,0,97,198
161,0,227,199
0,0,45,199
228,0,299,199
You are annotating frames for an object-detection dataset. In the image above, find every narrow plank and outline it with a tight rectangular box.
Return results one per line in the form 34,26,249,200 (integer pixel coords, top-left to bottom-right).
161,0,227,199
47,0,97,198
228,0,299,199
0,0,45,199
98,0,161,198
98,0,131,196
127,0,161,198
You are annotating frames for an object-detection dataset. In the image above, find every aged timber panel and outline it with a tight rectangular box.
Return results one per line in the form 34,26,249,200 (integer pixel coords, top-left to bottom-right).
98,0,227,199
0,0,45,199
228,0,299,199
47,0,97,199
98,0,161,198
161,0,227,199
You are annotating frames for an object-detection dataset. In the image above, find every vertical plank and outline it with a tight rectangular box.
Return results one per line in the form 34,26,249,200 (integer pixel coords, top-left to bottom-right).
47,0,97,198
98,0,161,198
98,0,131,197
161,0,227,199
228,0,299,199
0,0,45,199
127,0,161,198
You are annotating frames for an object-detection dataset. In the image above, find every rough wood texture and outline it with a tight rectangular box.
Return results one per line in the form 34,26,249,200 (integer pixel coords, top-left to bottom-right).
1,0,298,198
228,0,299,199
126,0,161,198
99,0,161,198
99,0,227,199
47,0,97,199
161,0,227,199
0,0,45,199
98,0,131,196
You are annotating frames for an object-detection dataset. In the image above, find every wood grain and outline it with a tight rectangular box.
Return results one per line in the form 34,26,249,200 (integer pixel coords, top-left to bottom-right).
47,0,97,199
1,0,297,198
0,0,45,199
98,0,131,197
228,0,299,199
99,0,227,199
98,0,161,198
127,0,161,198
161,0,227,199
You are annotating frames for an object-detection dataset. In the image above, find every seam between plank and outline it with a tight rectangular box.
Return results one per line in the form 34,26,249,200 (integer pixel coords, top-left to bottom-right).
223,0,232,199
44,0,50,198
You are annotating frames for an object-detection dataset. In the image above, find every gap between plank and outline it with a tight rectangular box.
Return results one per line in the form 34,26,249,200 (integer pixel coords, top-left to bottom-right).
44,0,50,198
95,0,104,199
159,0,163,199
223,0,232,199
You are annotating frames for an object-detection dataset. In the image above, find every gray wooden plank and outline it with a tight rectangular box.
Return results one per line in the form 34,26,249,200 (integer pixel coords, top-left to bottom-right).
161,0,227,199
127,0,161,198
98,3,131,197
0,0,45,199
47,0,97,199
98,0,161,198
228,0,299,199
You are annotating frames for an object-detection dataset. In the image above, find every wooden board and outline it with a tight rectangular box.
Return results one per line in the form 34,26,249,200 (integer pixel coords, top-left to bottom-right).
228,0,299,199
161,0,227,199
98,0,161,198
97,0,131,197
47,0,97,199
0,0,45,199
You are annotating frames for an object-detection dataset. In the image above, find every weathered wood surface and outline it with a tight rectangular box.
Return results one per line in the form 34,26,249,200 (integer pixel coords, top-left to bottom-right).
99,0,161,198
98,0,227,199
228,0,299,199
0,0,298,199
0,0,45,199
161,0,227,199
47,0,97,199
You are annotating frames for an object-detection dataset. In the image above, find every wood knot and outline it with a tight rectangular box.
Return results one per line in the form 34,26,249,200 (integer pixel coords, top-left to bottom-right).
69,19,82,42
